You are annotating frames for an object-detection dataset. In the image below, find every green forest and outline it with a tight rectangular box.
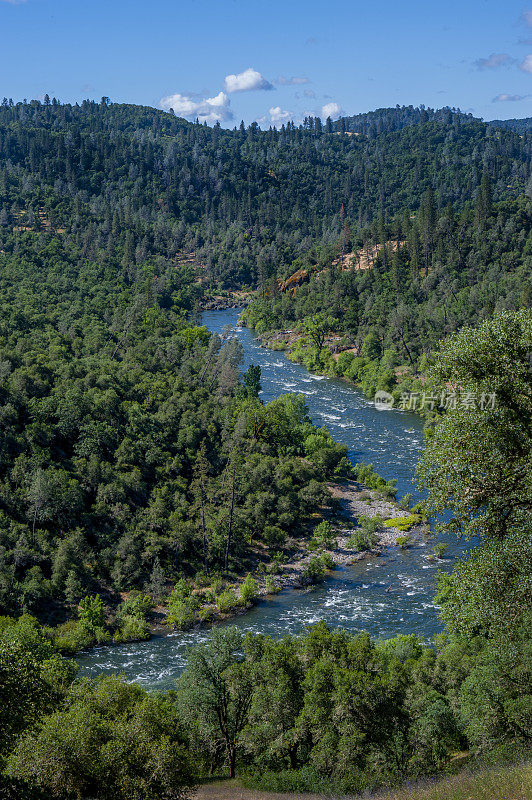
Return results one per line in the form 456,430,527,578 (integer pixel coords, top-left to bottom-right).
0,99,530,799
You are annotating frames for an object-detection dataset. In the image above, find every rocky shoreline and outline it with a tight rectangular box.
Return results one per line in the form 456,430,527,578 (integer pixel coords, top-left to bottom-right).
144,478,427,639
273,479,425,589
71,476,428,656
201,294,252,311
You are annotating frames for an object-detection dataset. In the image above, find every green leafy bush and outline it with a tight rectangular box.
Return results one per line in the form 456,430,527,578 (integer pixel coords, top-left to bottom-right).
396,535,411,548
265,577,281,594
114,616,150,643
216,589,241,614
434,542,449,559
301,553,334,584
116,593,153,622
353,463,397,497
400,492,413,510
240,575,259,605
309,519,337,551
262,525,286,546
166,598,199,630
384,514,422,531
54,620,103,654
166,584,201,629
348,529,378,550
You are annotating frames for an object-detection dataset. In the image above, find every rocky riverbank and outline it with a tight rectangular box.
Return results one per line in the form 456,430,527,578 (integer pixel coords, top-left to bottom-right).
273,479,426,590
201,291,252,311
145,478,427,637
72,476,427,653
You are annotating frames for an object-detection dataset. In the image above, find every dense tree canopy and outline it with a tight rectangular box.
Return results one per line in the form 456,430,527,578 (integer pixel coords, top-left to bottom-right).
0,98,530,798
0,98,530,286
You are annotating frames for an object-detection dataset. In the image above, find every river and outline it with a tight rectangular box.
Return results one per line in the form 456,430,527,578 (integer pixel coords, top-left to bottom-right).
77,309,468,690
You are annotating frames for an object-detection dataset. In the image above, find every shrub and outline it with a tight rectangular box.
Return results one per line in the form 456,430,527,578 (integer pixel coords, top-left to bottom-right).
166,598,198,630
301,553,334,584
116,592,152,622
359,514,384,535
397,535,411,549
320,552,335,570
434,542,449,559
202,588,216,604
193,570,211,588
400,492,413,510
309,520,337,551
167,585,200,629
114,616,150,643
348,529,378,551
380,479,398,498
265,577,281,594
353,463,396,498
171,578,192,601
216,589,241,614
384,514,422,531
197,607,215,624
411,501,428,519
54,619,110,654
78,595,106,630
54,621,94,654
267,551,286,574
240,574,259,605
243,765,353,795
262,525,286,546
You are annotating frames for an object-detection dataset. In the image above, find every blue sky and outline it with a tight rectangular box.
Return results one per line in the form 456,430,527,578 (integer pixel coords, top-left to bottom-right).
4,0,532,126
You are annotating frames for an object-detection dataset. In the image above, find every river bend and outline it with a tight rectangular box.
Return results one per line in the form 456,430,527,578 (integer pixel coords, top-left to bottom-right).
77,310,468,690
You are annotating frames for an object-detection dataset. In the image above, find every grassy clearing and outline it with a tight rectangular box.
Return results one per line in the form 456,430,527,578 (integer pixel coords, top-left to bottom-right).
193,762,532,800
378,762,532,800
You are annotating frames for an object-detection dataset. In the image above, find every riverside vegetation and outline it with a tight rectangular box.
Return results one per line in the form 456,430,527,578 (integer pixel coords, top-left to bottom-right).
0,99,530,798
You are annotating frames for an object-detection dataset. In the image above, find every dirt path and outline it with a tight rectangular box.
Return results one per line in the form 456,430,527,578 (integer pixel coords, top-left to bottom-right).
192,781,350,800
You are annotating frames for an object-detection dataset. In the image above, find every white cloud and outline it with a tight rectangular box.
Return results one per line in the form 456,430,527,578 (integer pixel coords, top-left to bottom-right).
493,93,528,102
159,91,233,124
0,0,27,4
474,53,514,70
276,75,309,86
268,106,293,125
321,101,344,120
520,54,532,72
304,89,316,98
223,68,273,93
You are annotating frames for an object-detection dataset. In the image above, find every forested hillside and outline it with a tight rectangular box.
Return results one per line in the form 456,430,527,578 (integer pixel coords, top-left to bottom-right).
243,190,532,398
0,98,530,799
0,95,530,627
0,222,352,628
332,104,473,134
1,98,531,287
489,116,532,134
